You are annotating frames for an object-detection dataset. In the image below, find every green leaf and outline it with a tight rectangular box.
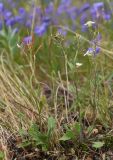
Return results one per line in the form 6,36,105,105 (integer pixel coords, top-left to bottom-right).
92,141,104,149
47,116,56,137
29,123,48,150
19,128,26,137
0,151,5,160
48,116,56,131
17,141,31,148
74,122,81,134
68,62,74,70
38,96,46,113
59,130,74,141
59,134,71,141
86,125,94,134
29,123,40,141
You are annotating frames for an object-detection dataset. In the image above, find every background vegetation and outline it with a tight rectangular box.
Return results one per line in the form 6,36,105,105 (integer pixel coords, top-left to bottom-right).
0,0,113,159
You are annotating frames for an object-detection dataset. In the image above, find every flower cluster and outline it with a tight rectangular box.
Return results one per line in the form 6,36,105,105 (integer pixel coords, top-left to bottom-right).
0,0,112,54
0,1,112,34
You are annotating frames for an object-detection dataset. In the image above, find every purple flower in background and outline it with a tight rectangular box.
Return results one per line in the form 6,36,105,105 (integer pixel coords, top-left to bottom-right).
45,2,54,14
4,10,12,19
36,7,41,13
80,13,88,32
0,21,2,30
81,25,88,32
94,33,102,43
26,20,32,28
67,7,78,21
13,27,19,34
0,3,4,12
57,0,71,15
15,15,24,24
34,23,48,36
80,13,88,25
7,0,16,8
84,47,100,56
96,33,102,41
0,0,111,38
79,3,90,13
58,28,67,36
95,47,100,54
93,2,104,10
35,7,43,22
61,0,71,6
90,2,104,20
90,7,97,21
57,5,66,14
23,36,32,45
35,15,50,36
14,8,27,26
6,17,15,26
19,8,26,15
42,16,51,24
7,0,13,3
103,13,111,21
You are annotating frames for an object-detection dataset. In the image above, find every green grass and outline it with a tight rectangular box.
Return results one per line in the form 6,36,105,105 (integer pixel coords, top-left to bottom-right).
1,1,113,159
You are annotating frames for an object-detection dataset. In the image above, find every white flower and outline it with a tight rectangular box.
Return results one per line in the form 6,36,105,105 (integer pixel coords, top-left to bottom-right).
17,43,21,48
76,62,83,67
84,21,95,27
84,48,94,56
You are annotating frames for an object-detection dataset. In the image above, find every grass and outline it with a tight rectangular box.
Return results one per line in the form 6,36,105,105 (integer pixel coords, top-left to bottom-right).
1,0,113,159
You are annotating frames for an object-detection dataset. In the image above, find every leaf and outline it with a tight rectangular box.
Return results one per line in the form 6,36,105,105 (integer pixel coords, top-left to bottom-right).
87,126,94,133
47,116,56,137
59,134,71,141
29,123,46,144
17,141,31,148
0,151,4,160
59,130,74,141
29,123,40,141
48,116,56,131
38,96,46,113
68,62,74,70
74,122,81,134
29,123,48,150
19,128,26,137
92,141,104,149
